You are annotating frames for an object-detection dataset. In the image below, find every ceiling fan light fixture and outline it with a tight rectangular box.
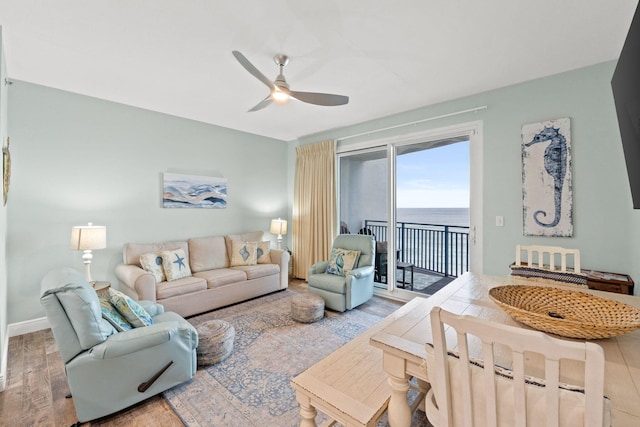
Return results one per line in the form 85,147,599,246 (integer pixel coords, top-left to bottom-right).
272,90,290,104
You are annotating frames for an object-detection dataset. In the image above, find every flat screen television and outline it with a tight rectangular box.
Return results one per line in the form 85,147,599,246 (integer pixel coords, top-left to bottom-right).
612,3,640,208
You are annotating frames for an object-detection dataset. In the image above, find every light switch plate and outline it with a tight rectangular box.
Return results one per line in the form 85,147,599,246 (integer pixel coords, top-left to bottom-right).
495,216,504,227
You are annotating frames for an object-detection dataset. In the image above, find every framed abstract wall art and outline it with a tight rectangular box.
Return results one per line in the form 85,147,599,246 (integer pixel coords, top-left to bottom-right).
521,118,573,236
163,172,227,208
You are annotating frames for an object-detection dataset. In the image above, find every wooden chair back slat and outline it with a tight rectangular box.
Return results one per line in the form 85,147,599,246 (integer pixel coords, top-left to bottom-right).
427,307,606,427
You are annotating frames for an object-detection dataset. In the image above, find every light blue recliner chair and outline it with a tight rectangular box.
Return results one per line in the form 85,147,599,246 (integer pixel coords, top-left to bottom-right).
40,271,198,424
307,234,375,312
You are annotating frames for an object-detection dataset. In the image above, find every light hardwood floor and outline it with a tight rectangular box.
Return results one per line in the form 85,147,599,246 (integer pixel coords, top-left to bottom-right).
0,280,404,426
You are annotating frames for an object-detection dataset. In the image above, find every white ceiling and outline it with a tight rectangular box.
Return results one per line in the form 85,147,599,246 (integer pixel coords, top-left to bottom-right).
0,1,637,141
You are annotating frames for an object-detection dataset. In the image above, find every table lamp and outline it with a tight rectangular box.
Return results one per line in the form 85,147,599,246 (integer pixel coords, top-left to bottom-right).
270,218,287,250
70,222,107,283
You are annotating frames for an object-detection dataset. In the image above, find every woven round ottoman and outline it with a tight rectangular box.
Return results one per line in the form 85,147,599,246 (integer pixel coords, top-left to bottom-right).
291,293,325,323
196,319,235,367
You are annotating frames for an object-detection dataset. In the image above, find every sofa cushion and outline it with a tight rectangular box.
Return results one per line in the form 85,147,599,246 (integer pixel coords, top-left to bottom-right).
139,252,166,282
48,282,117,349
188,236,229,272
307,273,347,294
156,276,207,300
231,263,279,280
225,231,264,263
161,248,192,281
193,268,248,289
123,241,188,267
256,241,271,264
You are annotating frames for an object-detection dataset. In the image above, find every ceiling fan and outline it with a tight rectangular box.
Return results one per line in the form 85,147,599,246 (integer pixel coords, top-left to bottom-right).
232,50,349,112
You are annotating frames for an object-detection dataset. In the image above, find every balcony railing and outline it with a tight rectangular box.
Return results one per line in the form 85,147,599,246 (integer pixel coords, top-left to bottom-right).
364,219,470,277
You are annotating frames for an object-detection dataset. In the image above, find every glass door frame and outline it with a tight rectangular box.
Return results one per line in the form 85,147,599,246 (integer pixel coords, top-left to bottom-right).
337,120,483,297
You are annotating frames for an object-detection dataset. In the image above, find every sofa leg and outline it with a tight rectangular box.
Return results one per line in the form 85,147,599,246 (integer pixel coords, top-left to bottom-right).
138,361,173,393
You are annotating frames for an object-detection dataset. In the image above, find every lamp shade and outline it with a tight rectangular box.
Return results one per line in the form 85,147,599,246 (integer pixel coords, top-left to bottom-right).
270,218,287,235
70,224,107,250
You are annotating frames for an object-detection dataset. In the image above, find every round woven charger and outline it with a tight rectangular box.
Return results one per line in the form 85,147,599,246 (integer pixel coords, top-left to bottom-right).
489,285,640,339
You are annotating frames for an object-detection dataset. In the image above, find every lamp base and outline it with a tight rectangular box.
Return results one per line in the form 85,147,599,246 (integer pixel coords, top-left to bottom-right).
277,235,283,250
82,249,94,283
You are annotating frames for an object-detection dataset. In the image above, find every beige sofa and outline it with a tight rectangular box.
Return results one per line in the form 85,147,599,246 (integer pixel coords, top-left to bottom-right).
115,231,289,317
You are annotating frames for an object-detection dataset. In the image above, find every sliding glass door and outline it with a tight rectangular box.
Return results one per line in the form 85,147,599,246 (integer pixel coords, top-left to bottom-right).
394,138,470,294
338,121,482,295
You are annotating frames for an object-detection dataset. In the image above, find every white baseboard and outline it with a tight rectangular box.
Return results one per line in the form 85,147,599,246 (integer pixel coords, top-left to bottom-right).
0,318,50,392
8,316,49,337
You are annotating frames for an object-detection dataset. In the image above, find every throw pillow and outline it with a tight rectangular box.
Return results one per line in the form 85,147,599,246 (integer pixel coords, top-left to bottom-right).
139,252,166,282
256,241,271,264
161,248,192,281
326,248,361,276
230,240,258,266
109,288,154,328
99,296,133,332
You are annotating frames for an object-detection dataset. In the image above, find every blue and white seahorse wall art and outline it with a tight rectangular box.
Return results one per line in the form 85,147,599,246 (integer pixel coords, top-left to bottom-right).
521,118,573,237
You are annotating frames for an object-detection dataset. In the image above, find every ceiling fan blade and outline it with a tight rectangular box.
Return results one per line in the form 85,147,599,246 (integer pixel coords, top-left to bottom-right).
232,50,276,91
289,90,349,106
248,95,273,112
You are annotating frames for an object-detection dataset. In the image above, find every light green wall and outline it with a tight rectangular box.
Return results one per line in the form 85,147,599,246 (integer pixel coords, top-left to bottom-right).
7,81,289,324
6,59,639,328
297,61,638,293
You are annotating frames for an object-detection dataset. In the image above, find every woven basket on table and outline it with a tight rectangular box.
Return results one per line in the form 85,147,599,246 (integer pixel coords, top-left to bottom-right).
489,285,640,339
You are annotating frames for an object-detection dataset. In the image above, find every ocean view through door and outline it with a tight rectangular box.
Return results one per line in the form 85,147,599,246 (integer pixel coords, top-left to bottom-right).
394,139,470,293
338,126,476,295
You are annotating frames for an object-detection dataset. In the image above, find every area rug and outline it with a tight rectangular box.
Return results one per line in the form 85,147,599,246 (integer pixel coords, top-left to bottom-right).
162,289,403,426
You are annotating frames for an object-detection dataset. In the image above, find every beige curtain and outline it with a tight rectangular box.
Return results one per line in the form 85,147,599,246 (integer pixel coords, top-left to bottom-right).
292,140,337,280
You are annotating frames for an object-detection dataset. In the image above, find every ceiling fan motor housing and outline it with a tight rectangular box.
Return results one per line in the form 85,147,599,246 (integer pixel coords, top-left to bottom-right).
274,54,289,67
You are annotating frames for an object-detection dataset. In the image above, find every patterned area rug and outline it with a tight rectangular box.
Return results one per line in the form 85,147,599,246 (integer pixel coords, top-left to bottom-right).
163,289,429,426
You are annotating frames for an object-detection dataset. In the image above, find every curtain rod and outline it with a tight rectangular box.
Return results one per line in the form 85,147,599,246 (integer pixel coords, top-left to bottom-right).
336,105,487,142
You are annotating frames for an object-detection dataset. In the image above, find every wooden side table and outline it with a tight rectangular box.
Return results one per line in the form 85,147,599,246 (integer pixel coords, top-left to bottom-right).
583,269,634,295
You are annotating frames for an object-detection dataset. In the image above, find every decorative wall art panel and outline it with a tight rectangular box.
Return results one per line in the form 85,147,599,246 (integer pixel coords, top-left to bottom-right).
521,118,573,236
163,172,227,209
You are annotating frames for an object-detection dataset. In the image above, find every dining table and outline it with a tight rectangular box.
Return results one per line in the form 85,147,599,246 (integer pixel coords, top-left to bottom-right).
369,272,640,427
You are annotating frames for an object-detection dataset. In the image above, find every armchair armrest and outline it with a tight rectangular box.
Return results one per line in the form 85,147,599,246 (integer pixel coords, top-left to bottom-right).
269,248,290,289
309,261,329,275
347,265,375,280
115,264,157,302
90,321,195,359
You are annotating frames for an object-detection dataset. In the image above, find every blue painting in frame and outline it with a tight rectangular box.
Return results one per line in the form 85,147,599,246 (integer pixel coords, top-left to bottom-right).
163,172,227,208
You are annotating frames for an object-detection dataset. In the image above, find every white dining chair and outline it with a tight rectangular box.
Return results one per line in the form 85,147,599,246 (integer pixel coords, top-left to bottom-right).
514,244,581,273
425,306,610,427
511,244,588,287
